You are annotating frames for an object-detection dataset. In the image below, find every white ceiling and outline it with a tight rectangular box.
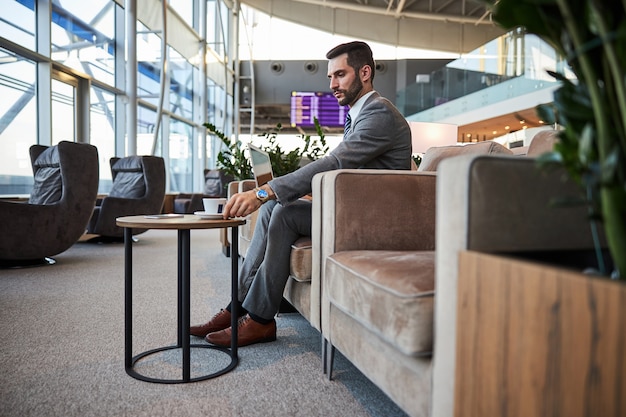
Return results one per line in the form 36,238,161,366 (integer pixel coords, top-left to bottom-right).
240,0,506,54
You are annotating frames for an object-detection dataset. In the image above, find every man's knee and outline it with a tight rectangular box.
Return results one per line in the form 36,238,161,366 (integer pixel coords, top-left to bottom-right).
267,203,310,234
260,200,277,216
256,200,278,225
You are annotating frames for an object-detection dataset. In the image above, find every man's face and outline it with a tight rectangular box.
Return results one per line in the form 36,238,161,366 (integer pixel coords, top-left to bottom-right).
328,53,363,107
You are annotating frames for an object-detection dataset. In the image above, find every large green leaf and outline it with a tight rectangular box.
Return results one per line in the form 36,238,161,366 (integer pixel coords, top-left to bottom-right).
483,0,626,277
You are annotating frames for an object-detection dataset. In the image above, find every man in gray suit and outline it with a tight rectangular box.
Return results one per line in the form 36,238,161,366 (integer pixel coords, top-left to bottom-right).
191,41,412,347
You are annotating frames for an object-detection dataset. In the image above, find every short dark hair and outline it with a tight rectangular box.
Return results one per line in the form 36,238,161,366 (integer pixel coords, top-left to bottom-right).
326,41,375,81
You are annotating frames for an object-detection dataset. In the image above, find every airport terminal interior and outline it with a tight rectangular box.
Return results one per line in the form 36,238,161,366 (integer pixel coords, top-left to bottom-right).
4,2,617,417
0,0,565,195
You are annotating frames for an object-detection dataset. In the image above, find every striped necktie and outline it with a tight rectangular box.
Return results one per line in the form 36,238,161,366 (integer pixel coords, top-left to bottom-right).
344,113,352,135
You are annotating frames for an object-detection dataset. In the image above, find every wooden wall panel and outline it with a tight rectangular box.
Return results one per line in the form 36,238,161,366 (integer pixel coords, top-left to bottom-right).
455,251,626,417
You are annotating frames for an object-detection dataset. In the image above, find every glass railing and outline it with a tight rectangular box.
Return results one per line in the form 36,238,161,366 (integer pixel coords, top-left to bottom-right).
398,32,571,118
396,67,517,116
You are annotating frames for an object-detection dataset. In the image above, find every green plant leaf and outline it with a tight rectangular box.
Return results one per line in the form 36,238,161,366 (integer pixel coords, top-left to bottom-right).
484,0,626,277
536,103,558,125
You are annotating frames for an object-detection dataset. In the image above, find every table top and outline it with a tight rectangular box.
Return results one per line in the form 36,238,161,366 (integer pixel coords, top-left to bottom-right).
116,214,245,230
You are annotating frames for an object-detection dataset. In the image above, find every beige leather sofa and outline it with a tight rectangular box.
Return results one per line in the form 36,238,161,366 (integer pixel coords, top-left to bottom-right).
224,141,515,332
222,132,575,416
319,131,604,417
432,151,600,416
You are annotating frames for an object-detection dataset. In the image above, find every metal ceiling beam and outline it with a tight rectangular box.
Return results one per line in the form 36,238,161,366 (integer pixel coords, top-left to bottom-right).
241,0,505,54
289,0,493,25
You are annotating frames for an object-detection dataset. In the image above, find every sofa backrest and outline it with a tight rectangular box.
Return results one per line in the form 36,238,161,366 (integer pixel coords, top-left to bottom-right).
526,129,559,157
417,141,512,172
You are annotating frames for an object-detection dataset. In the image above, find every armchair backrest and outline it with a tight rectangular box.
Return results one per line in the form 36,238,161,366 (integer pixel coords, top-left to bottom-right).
29,145,63,205
109,156,147,198
203,169,234,197
109,155,166,203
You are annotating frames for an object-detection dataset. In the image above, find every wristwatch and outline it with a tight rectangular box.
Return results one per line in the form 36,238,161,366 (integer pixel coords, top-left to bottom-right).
254,187,270,203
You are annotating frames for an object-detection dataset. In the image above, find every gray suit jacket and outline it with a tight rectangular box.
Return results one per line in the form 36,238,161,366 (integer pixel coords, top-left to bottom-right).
269,91,412,204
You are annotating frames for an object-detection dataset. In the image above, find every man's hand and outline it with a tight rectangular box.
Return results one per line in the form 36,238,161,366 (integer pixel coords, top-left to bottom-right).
222,190,262,218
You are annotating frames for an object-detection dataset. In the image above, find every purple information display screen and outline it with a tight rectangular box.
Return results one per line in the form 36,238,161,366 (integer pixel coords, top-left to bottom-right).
290,91,349,128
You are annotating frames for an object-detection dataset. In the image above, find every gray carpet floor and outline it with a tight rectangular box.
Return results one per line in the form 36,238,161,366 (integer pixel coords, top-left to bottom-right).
0,229,408,417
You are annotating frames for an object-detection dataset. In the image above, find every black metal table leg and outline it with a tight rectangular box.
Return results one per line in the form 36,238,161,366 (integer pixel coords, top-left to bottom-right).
180,229,191,381
125,223,240,384
124,227,133,371
231,226,239,358
177,231,183,347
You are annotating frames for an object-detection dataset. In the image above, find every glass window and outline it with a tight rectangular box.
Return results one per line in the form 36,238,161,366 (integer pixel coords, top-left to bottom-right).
170,0,193,27
50,0,115,85
168,119,193,192
137,105,158,155
0,48,36,195
207,0,227,59
524,35,573,81
218,1,230,58
90,86,115,193
0,0,36,51
51,78,76,144
169,47,193,120
136,21,162,107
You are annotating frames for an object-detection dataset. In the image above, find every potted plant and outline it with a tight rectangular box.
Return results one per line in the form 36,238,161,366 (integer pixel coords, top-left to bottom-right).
256,119,328,177
204,122,253,181
484,0,625,278
204,117,329,180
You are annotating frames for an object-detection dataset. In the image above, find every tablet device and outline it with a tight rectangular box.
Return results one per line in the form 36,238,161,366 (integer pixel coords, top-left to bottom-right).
248,144,274,186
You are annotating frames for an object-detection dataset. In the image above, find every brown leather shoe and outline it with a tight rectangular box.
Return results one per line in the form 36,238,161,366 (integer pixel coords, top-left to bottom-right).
206,315,276,347
190,309,232,337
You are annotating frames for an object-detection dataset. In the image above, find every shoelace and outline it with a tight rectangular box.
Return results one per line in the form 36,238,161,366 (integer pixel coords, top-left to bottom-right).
215,308,229,319
237,316,250,329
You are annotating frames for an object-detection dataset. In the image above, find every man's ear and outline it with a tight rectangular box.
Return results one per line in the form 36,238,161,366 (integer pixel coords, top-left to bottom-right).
360,65,372,82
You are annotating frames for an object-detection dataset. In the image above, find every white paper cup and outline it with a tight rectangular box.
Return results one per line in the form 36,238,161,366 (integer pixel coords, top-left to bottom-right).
202,198,227,214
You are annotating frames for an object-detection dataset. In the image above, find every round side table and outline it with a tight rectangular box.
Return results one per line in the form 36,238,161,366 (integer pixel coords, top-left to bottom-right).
116,214,245,383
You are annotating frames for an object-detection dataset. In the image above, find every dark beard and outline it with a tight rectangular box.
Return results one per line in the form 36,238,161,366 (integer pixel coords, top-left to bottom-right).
337,76,363,107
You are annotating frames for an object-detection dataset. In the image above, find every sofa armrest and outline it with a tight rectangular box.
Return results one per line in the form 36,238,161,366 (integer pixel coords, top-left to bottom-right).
219,180,258,258
432,154,601,417
312,169,437,332
238,180,258,255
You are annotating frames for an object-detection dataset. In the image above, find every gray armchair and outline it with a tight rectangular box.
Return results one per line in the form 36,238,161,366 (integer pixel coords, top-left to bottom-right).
86,155,166,240
173,169,234,214
0,141,99,267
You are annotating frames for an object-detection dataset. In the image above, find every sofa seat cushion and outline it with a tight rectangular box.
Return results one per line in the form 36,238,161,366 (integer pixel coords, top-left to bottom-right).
326,250,435,357
290,236,312,282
